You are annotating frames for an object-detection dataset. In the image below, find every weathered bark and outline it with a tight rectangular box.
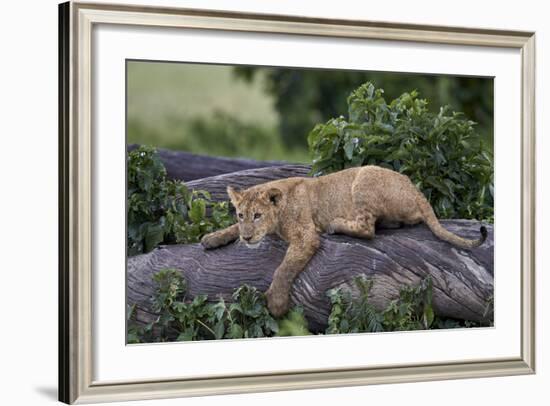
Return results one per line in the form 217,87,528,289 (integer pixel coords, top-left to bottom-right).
187,164,310,202
128,144,293,181
127,220,493,333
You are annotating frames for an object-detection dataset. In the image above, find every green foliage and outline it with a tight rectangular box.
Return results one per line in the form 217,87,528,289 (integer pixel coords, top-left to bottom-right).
235,67,493,150
308,82,493,221
327,276,383,334
127,145,234,255
126,304,141,344
128,270,487,343
130,269,280,343
276,307,311,337
382,277,435,331
327,275,435,334
483,294,494,320
225,285,279,339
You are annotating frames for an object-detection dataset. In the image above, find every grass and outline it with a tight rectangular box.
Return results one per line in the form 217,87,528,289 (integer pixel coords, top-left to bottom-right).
127,61,279,129
127,61,312,163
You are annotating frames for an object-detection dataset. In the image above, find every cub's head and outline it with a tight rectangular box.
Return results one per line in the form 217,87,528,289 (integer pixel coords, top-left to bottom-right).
227,185,283,246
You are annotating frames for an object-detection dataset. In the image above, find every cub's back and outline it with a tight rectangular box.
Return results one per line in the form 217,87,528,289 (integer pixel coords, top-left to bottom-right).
352,165,422,219
306,167,362,223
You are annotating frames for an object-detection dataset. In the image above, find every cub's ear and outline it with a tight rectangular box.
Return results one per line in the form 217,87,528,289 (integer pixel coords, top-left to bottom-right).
227,186,242,206
265,188,283,206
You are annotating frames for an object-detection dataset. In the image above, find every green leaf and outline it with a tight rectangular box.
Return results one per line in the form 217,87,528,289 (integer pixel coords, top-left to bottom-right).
126,304,136,322
214,320,226,339
127,331,141,344
423,306,435,329
189,198,206,223
265,317,279,333
228,323,243,339
343,139,356,160
212,301,226,320
250,324,264,338
177,327,195,341
144,223,164,253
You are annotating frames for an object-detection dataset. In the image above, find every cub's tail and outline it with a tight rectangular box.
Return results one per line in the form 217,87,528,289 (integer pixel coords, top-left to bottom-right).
415,192,487,249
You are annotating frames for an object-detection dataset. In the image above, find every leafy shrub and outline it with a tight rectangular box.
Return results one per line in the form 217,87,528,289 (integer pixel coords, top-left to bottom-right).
127,146,234,255
327,275,435,334
225,284,280,339
126,304,141,344
276,307,311,337
327,276,383,334
308,82,493,221
382,277,434,331
129,269,279,342
128,270,486,343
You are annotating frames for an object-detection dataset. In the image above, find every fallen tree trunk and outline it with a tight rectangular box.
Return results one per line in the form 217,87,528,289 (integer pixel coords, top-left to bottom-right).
187,164,310,202
128,144,293,181
127,220,493,332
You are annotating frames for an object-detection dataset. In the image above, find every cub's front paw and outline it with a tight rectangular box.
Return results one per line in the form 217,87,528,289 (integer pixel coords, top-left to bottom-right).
265,287,290,318
200,233,220,250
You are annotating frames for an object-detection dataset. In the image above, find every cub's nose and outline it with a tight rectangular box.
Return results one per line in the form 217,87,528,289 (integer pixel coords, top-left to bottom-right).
242,236,252,242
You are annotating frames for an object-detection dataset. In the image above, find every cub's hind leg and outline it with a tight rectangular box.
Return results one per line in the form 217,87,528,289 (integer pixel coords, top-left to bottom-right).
328,211,376,239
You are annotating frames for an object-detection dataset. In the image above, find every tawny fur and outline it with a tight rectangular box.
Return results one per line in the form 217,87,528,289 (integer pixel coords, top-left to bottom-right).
200,166,487,317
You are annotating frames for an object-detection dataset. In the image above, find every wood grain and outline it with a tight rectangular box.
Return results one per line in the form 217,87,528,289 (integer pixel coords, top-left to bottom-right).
187,164,311,202
128,144,294,181
127,220,493,332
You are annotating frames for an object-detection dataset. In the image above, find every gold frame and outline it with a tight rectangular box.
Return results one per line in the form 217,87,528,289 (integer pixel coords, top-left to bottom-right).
58,1,536,404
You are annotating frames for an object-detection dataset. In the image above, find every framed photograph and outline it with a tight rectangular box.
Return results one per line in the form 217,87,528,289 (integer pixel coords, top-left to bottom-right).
59,1,535,403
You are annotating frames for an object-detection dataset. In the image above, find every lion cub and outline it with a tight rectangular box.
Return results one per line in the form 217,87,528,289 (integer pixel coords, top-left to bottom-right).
201,166,487,317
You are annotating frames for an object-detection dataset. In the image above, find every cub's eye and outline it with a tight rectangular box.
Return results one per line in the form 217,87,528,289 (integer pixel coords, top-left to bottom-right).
238,213,244,219
253,213,262,220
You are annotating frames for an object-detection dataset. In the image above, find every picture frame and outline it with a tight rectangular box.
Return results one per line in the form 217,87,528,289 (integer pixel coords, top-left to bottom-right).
59,1,536,404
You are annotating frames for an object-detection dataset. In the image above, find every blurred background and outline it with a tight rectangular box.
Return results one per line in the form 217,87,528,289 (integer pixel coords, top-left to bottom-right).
127,61,493,163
